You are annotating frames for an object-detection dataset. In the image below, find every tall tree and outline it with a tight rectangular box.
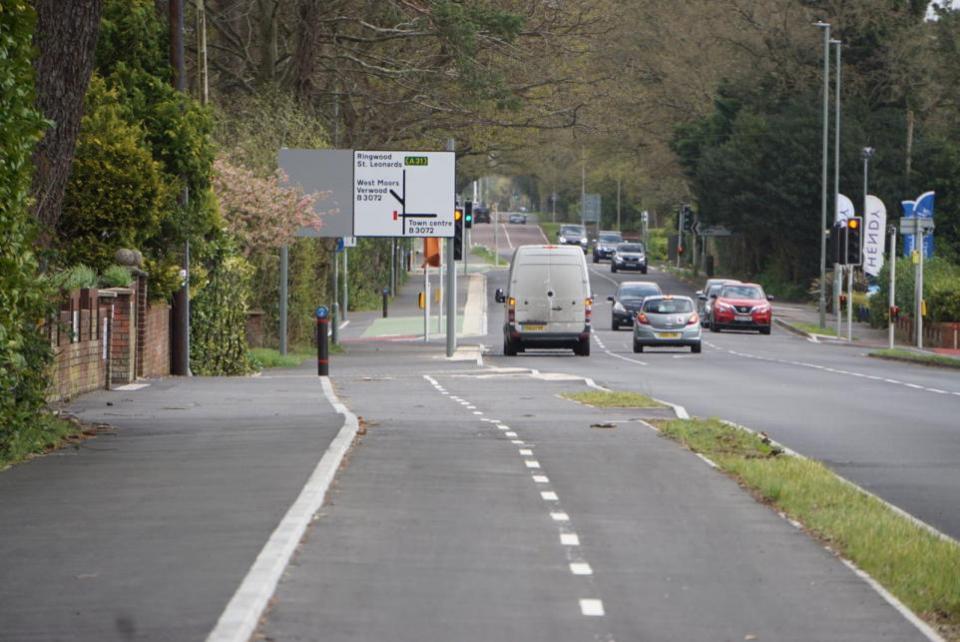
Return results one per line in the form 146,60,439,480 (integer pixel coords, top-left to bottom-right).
30,0,103,242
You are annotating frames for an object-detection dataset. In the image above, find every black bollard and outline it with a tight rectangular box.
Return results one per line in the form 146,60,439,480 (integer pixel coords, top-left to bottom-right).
316,305,329,376
382,287,390,318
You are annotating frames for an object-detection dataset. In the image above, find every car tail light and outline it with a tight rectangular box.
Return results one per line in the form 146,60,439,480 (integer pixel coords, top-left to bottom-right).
687,313,699,325
584,297,592,323
508,297,516,323
636,312,650,325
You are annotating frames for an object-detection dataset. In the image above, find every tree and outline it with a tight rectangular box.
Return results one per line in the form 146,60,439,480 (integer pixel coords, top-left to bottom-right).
30,0,103,241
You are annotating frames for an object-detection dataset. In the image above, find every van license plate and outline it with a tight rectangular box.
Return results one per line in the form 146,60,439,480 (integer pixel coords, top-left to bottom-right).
735,314,752,322
657,332,681,339
523,324,545,331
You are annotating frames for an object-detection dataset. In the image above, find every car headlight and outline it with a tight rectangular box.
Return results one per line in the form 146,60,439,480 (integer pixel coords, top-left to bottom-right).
755,304,771,313
580,237,587,245
614,255,623,263
559,236,567,243
717,302,734,312
613,302,625,313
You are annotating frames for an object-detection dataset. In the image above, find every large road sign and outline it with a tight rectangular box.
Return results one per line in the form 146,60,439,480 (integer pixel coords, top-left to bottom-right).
582,193,601,223
353,151,455,237
279,148,355,238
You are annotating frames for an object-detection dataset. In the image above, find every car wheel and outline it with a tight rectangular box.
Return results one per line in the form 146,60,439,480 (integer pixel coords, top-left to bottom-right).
593,254,599,264
641,266,648,274
633,341,643,353
574,337,590,356
760,326,771,335
611,318,619,331
710,323,720,333
503,336,518,356
691,343,702,354
611,264,617,273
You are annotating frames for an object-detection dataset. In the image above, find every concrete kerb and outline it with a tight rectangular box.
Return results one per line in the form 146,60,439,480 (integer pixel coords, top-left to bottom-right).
205,377,359,642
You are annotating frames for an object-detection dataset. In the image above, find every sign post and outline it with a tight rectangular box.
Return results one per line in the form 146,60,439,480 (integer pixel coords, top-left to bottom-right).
888,225,896,350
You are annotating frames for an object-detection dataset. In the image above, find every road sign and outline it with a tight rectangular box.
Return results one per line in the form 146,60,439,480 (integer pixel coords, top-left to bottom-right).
691,221,701,235
582,193,601,223
700,225,732,237
279,148,355,238
353,150,455,237
899,217,934,235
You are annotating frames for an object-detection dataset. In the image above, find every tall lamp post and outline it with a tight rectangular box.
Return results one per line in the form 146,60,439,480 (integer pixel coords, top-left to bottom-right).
832,39,843,337
815,21,831,329
856,147,875,342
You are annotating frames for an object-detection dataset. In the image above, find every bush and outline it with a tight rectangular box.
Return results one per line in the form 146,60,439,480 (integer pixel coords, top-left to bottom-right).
54,264,98,291
869,256,960,325
99,265,133,288
0,2,56,462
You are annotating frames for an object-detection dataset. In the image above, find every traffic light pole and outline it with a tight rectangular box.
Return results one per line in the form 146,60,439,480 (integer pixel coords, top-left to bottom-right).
446,138,457,358
888,226,896,350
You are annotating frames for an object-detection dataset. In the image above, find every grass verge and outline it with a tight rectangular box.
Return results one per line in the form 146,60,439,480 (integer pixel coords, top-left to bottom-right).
250,344,341,369
561,390,663,408
539,221,560,242
789,321,838,337
869,348,960,370
0,413,83,471
656,416,960,640
470,244,501,266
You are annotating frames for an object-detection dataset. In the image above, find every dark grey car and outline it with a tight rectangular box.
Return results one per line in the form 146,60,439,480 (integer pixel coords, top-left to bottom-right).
607,281,662,330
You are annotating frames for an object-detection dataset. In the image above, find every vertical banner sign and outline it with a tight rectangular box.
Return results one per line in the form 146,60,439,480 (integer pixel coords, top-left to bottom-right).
914,191,935,258
901,200,916,258
353,151,455,237
862,195,887,277
835,193,855,223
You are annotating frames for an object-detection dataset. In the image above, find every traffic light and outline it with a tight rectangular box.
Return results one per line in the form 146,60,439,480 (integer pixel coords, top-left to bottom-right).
464,201,473,229
681,205,695,233
453,207,464,260
845,216,863,266
830,221,846,265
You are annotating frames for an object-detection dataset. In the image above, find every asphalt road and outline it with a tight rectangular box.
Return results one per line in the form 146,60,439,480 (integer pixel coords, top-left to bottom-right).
476,229,960,542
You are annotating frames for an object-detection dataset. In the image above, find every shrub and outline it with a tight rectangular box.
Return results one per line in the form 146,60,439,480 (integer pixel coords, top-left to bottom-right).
54,264,98,291
99,265,133,288
869,256,960,325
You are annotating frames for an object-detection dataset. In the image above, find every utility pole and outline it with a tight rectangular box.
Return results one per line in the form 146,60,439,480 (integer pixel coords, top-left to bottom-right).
616,176,621,232
815,21,831,329
445,138,457,357
170,0,191,376
888,225,896,349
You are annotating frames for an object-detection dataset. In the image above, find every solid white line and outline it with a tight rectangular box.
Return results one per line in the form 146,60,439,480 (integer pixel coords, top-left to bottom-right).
205,377,358,642
570,562,593,575
541,491,559,501
602,350,648,367
537,225,550,244
588,265,620,288
560,533,580,546
500,223,515,249
579,599,605,616
696,453,718,469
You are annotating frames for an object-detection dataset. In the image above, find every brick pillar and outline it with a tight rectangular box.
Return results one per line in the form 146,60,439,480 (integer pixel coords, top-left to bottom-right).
109,288,136,385
136,273,147,378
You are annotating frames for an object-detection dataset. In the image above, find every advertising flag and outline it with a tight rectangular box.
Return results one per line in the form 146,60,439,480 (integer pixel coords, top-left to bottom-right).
862,195,887,277
901,200,916,258
835,193,855,223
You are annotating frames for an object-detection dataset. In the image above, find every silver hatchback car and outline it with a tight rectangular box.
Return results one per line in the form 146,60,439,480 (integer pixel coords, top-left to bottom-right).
632,295,702,353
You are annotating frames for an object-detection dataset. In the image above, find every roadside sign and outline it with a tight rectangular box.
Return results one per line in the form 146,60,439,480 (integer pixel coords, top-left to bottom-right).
279,148,355,238
691,221,701,235
899,217,934,235
342,236,357,248
701,225,732,237
582,193,601,223
353,150,455,237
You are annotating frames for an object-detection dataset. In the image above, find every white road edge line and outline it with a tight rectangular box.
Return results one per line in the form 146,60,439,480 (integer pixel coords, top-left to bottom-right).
205,376,359,642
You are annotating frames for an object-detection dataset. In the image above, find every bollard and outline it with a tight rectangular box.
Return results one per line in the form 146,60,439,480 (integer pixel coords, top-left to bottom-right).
382,287,390,318
316,305,329,376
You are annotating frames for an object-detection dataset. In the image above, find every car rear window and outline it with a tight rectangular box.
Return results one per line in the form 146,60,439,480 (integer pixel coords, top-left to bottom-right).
721,285,764,299
619,284,660,299
599,234,622,243
618,244,645,252
561,226,584,235
644,299,693,313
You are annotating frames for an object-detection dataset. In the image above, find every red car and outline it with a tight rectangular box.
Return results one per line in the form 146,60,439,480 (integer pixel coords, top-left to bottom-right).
709,282,773,334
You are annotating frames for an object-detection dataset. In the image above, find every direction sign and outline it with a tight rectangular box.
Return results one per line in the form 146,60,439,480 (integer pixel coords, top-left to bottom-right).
353,151,455,237
582,193,601,223
899,217,934,235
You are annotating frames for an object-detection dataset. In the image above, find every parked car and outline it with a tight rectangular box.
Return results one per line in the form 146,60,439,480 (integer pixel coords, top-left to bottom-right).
495,244,592,356
610,242,647,273
508,212,527,224
696,278,740,326
473,205,491,224
710,283,773,334
592,231,624,263
633,295,702,353
607,281,663,330
558,224,588,251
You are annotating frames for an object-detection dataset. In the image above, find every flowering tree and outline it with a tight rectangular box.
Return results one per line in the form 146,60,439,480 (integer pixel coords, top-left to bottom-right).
212,156,325,256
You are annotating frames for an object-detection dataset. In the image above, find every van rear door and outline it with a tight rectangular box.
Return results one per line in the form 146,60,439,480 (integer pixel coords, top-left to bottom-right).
513,253,587,333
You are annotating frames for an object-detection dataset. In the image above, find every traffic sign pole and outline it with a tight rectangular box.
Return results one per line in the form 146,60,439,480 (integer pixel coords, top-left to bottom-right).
889,225,896,350
445,138,457,358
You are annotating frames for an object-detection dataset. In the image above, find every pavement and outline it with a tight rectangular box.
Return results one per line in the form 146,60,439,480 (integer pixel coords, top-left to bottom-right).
0,246,948,642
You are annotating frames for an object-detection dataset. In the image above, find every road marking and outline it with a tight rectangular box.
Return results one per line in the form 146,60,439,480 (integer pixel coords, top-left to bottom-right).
600,349,648,367
496,424,509,430
532,475,550,483
473,411,483,415
525,460,541,469
511,439,525,445
541,491,559,501
205,377,358,642
506,431,518,438
519,448,533,456
550,512,570,522
561,533,580,546
500,223,515,249
570,563,593,576
588,265,620,288
579,599,605,616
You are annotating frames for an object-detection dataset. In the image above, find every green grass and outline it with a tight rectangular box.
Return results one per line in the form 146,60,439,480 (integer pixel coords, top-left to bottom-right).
250,345,340,369
1,413,82,471
790,321,838,337
470,244,501,265
539,222,560,242
869,348,960,370
561,390,664,408
658,417,960,640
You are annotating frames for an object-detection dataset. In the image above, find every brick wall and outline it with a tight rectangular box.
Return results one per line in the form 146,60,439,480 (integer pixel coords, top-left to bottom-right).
142,303,170,377
109,288,135,386
50,296,110,402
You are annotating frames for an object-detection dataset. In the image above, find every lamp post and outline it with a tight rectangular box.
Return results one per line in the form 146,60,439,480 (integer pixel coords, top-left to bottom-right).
857,146,875,343
832,39,843,337
815,21,831,329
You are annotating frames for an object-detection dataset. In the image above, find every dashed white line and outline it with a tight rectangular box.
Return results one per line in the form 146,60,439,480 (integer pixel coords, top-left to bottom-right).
550,512,570,522
579,599,605,616
570,562,593,576
519,448,533,456
532,475,550,484
541,491,559,501
511,439,525,445
525,460,541,469
505,431,518,438
560,533,580,546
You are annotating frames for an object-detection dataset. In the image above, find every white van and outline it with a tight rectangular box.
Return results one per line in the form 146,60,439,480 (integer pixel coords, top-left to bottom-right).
494,245,592,356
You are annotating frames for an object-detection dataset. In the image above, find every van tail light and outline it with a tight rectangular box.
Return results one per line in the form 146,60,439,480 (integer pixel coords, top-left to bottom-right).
687,313,699,326
508,296,516,323
636,312,650,325
584,297,592,322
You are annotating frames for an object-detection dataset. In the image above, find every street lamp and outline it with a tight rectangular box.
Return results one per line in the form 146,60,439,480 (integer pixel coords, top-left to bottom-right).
832,38,843,337
815,21,831,329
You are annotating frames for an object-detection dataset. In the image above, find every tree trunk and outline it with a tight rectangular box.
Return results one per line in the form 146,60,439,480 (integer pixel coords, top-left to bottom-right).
905,108,914,178
257,0,278,85
30,0,103,243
